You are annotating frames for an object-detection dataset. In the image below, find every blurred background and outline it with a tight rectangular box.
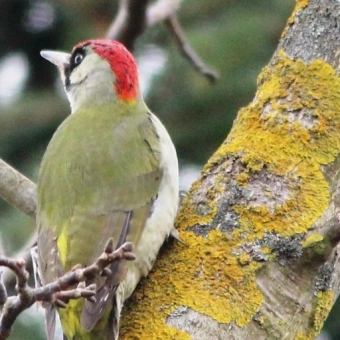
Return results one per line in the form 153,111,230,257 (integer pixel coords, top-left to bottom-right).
1,1,336,339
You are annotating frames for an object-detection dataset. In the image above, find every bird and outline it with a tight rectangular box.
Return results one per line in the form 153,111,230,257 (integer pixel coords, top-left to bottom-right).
36,39,179,340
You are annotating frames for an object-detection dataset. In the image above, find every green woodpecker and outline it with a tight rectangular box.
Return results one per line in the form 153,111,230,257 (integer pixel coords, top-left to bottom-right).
36,39,179,340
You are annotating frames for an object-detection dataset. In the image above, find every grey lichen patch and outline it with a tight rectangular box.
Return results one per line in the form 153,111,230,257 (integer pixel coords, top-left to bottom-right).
167,306,189,319
187,223,215,237
286,107,319,130
213,183,248,234
263,233,304,265
315,262,335,292
189,162,293,237
188,156,248,237
239,242,269,262
245,168,291,211
189,209,241,237
252,311,265,327
216,211,240,234
261,102,319,130
166,307,232,340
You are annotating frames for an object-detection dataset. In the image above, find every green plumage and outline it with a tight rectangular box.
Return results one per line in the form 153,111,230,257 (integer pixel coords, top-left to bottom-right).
37,101,162,339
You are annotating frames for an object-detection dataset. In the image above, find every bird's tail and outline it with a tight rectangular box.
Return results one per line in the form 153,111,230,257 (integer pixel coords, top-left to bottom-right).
44,302,57,340
31,246,57,340
107,294,121,340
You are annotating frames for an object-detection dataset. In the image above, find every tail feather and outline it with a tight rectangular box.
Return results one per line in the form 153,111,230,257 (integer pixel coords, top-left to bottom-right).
81,281,119,331
107,295,120,340
44,302,57,340
30,246,42,289
31,246,57,340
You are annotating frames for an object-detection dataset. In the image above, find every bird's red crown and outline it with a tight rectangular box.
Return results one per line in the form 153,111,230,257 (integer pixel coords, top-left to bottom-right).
75,39,139,103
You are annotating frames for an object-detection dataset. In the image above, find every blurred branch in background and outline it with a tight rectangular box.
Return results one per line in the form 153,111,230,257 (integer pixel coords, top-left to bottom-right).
106,0,182,44
106,0,149,48
166,14,218,83
107,0,217,81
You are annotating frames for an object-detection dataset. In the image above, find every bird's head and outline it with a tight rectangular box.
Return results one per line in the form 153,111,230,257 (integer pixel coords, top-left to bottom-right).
41,40,140,113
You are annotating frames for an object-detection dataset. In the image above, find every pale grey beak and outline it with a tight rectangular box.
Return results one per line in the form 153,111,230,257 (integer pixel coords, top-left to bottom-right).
40,50,71,68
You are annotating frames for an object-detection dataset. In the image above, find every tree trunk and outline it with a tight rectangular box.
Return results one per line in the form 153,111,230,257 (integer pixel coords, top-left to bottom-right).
120,1,340,339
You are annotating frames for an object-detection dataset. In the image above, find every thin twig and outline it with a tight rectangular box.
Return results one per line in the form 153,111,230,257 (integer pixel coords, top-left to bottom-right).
0,240,135,340
165,14,219,83
1,233,36,296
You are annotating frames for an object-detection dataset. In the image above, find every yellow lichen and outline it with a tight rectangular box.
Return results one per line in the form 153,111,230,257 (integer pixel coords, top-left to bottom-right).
239,253,251,266
287,0,310,25
282,0,310,37
302,234,324,248
295,290,335,340
236,172,249,186
208,51,340,241
313,290,334,335
120,50,340,338
295,332,311,340
121,230,263,339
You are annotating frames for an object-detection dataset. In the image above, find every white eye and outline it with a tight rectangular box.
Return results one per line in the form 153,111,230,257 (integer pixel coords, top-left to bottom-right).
73,52,84,66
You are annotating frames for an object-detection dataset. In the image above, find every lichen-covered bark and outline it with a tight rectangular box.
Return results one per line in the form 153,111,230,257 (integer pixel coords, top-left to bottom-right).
120,0,340,339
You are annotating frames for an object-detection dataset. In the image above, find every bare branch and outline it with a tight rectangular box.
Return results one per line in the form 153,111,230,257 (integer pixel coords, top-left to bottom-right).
146,0,182,26
0,240,135,340
0,159,36,220
106,0,183,46
0,274,7,307
106,0,217,84
106,0,149,49
1,233,37,296
0,159,37,289
165,15,219,83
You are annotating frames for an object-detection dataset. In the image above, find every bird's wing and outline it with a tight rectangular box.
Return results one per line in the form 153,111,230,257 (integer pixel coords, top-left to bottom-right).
81,205,153,331
37,107,162,333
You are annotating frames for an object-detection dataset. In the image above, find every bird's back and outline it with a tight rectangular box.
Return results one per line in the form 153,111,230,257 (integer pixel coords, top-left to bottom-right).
37,101,162,339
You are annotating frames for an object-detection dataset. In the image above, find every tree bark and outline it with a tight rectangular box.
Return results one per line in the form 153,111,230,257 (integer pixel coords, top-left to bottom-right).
120,1,340,339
